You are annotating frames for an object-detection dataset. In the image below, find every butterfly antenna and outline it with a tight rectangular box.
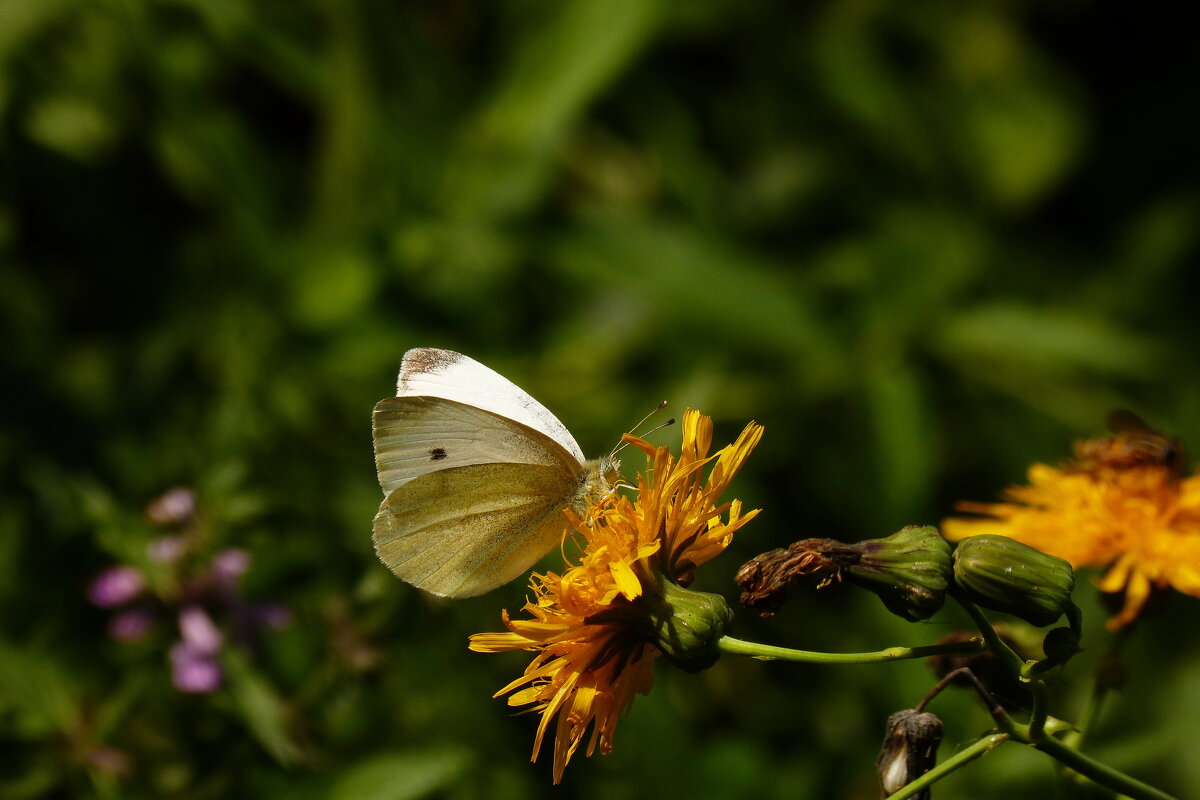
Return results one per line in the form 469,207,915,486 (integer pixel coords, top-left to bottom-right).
631,400,669,435
610,412,676,460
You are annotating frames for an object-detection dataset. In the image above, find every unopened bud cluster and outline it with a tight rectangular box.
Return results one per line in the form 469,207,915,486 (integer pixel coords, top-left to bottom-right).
736,526,951,622
737,527,1077,629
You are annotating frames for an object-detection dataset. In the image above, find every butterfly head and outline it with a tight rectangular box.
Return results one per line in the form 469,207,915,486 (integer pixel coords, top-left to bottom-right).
574,456,622,513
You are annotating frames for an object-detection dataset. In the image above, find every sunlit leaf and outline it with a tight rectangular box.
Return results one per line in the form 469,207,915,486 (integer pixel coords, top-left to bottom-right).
326,748,472,800
0,644,80,737
935,303,1159,377
444,0,664,221
223,649,304,767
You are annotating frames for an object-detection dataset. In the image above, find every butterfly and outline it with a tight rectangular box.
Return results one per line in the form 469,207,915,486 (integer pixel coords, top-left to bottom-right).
371,348,620,597
1070,409,1184,477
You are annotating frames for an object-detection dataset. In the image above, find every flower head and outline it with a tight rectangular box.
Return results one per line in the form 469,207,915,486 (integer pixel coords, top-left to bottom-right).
88,488,289,691
88,566,146,608
469,409,763,782
170,641,222,693
944,424,1200,628
211,548,251,588
109,608,156,642
148,535,188,564
146,487,197,527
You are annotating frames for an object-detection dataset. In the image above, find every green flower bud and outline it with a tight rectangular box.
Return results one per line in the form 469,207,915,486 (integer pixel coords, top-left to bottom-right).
652,578,734,671
844,526,953,622
587,576,733,673
643,579,733,673
952,535,1076,627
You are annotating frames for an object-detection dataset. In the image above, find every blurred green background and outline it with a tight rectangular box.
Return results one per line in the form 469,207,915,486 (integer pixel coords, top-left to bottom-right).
3,0,1200,797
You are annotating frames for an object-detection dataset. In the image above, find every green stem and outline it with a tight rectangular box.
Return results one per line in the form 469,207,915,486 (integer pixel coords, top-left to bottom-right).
995,711,1175,800
1065,600,1084,637
1070,627,1129,750
717,636,983,664
885,733,1009,800
1031,735,1177,800
886,706,1174,800
1070,679,1107,751
951,593,1027,677
1028,679,1050,739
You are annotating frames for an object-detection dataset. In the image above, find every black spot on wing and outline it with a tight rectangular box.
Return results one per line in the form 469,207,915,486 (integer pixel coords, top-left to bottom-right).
429,447,448,461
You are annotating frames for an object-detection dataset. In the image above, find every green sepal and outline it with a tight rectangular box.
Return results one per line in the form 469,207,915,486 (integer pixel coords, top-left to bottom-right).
844,526,953,622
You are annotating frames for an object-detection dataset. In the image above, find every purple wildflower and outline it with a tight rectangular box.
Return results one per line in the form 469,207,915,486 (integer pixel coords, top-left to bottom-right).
178,606,222,655
148,535,188,564
169,641,222,693
91,487,290,693
84,746,131,776
108,608,156,642
146,488,197,526
255,603,292,630
88,567,145,608
210,549,250,588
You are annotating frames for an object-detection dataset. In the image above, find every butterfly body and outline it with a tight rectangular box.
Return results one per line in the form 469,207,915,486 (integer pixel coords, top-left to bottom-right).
1071,410,1184,477
372,348,618,597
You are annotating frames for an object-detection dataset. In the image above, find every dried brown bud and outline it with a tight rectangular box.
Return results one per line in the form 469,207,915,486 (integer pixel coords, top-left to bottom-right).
736,527,952,622
876,709,943,799
735,539,842,616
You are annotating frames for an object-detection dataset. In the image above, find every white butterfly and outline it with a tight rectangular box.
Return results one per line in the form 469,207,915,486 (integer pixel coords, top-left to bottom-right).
372,348,620,597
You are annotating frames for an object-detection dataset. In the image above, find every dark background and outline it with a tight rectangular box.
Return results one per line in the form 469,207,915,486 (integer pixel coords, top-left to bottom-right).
2,1,1199,797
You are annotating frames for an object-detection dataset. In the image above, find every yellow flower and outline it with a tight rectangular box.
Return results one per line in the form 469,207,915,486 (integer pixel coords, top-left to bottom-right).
468,409,763,782
943,459,1200,629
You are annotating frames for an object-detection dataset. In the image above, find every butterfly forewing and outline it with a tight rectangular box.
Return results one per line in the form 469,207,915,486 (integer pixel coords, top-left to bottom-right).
396,348,586,463
372,396,584,496
373,462,585,597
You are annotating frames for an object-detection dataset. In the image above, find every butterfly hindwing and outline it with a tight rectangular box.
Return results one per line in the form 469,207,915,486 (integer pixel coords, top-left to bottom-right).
373,461,584,597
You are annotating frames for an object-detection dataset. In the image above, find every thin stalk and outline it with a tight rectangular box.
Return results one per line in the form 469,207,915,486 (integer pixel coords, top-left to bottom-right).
717,636,983,664
1071,627,1130,750
916,667,998,714
1031,735,1177,800
1028,679,1050,739
1070,679,1107,751
951,592,1027,678
994,709,1176,800
885,733,1009,800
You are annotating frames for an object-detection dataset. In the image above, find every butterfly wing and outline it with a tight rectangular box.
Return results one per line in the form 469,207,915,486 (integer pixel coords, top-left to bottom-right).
372,395,583,496
395,348,586,463
373,462,584,597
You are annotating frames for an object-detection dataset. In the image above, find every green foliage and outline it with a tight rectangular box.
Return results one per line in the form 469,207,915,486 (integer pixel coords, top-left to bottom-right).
2,0,1199,797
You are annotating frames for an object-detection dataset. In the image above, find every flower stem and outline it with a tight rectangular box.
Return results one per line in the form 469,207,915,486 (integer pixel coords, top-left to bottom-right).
993,711,1177,800
1069,627,1129,750
951,592,1027,677
1029,734,1177,800
1070,678,1108,751
1028,677,1050,739
884,732,1009,800
716,635,983,664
